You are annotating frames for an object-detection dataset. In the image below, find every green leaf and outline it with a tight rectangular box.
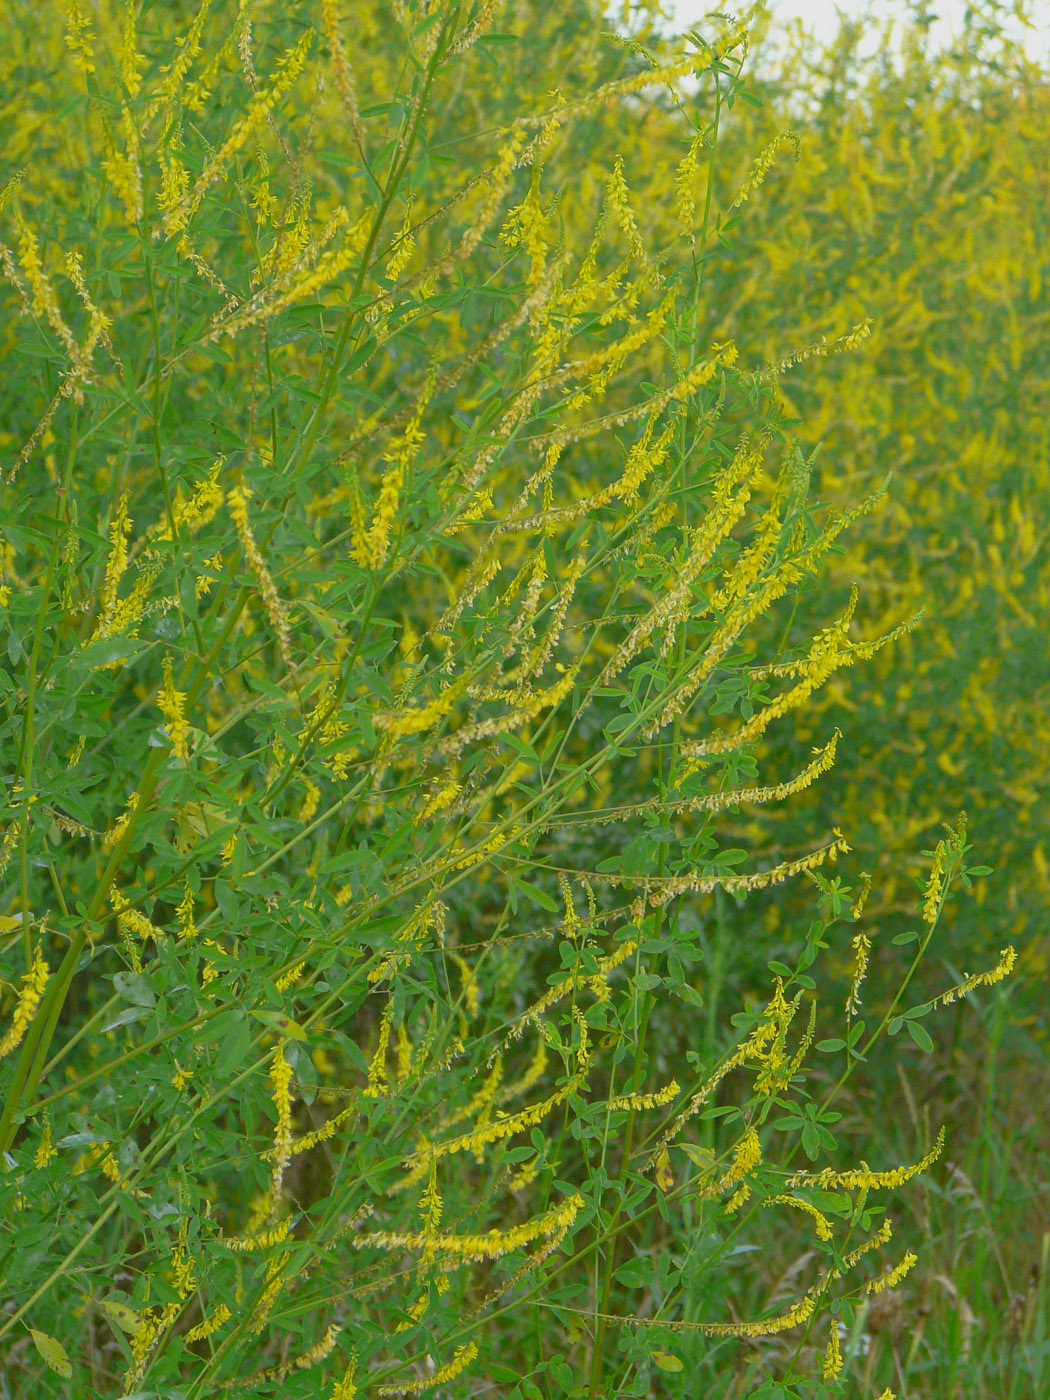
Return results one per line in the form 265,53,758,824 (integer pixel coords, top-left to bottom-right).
907,1021,934,1052
802,1122,821,1160
98,1297,142,1335
678,1142,714,1174
250,1010,307,1040
651,1351,683,1372
508,877,558,912
78,635,148,670
101,1005,153,1033
30,1330,72,1378
111,973,156,1008
773,1115,806,1131
614,1258,652,1288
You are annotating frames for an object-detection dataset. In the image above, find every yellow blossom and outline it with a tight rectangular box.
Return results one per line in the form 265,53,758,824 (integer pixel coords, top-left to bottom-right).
329,1351,357,1400
767,1194,833,1242
0,949,50,1059
186,1304,230,1343
822,1321,843,1379
355,1193,581,1265
269,1045,294,1212
933,946,1016,1007
608,1079,679,1112
64,0,96,74
846,931,872,1018
785,1126,946,1191
157,658,190,759
34,1113,56,1169
730,130,801,209
866,1250,918,1295
376,1341,478,1396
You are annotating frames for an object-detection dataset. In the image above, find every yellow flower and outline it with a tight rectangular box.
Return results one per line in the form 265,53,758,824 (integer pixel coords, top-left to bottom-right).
822,1321,843,1379
0,949,50,1059
34,1113,56,1169
767,1194,833,1243
329,1351,357,1400
730,130,802,209
785,1127,946,1192
866,1250,918,1295
933,946,1016,1007
846,930,872,1018
157,658,190,760
608,1079,679,1112
228,485,292,668
186,1304,230,1343
64,0,96,74
269,1045,294,1211
376,1341,478,1396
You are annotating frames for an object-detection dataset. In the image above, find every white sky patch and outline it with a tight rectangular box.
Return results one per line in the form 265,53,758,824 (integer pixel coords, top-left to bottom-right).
662,0,1050,62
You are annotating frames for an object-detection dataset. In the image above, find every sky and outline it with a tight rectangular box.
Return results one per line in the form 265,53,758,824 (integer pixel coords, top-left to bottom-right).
663,0,1050,62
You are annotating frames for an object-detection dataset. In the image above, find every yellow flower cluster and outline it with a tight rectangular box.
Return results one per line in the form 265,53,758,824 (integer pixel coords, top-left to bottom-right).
185,1303,231,1343
729,129,801,209
0,949,49,1059
376,678,465,740
608,830,850,912
102,106,143,225
108,891,163,973
367,899,446,987
248,1253,287,1336
650,973,808,1165
227,485,292,668
363,996,395,1099
699,1280,821,1338
157,658,189,760
866,1250,917,1296
16,219,77,361
823,1321,843,1379
922,840,947,925
156,30,314,240
406,1076,585,1169
376,1341,478,1397
222,1219,291,1253
152,459,224,542
268,1045,294,1214
320,0,364,147
34,1113,55,1169
785,1126,945,1192
932,946,1016,1007
125,1216,197,1387
213,208,371,342
96,492,132,631
707,1126,762,1196
608,1079,680,1113
63,0,96,74
354,1192,582,1265
766,1193,834,1242
845,931,872,1018
329,1351,357,1400
437,666,579,762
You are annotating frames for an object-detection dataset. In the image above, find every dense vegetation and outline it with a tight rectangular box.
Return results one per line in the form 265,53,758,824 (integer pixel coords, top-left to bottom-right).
0,1,1044,1396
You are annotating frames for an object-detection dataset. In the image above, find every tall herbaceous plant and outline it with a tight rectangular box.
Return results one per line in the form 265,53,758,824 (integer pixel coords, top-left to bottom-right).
658,7,1050,975
0,2,1009,1396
